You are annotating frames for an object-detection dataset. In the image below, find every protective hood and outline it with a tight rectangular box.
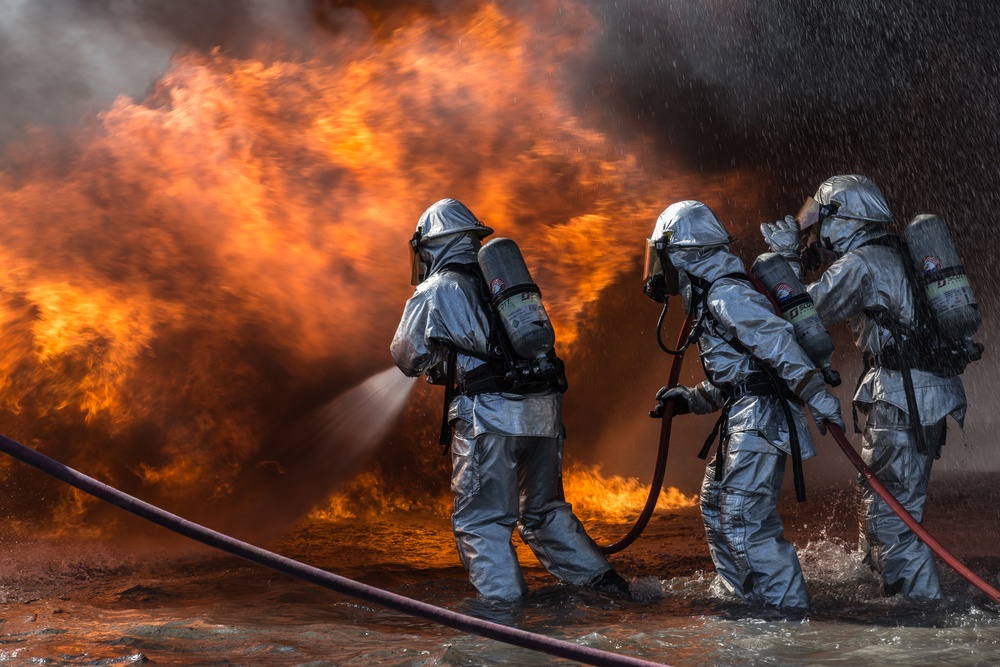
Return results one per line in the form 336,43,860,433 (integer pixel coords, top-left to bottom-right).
411,199,493,284
415,198,494,243
799,175,894,257
813,175,894,224
643,201,743,309
652,200,733,249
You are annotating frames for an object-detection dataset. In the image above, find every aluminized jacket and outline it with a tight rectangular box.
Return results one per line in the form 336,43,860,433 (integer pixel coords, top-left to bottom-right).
674,245,818,609
804,235,967,426
676,248,818,458
390,221,611,601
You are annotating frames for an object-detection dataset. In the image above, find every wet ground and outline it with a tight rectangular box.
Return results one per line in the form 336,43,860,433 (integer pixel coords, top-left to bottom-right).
0,474,997,666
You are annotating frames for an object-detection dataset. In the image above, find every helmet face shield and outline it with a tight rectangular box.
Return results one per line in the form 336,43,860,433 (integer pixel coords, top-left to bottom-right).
795,197,837,232
409,230,426,286
642,237,679,302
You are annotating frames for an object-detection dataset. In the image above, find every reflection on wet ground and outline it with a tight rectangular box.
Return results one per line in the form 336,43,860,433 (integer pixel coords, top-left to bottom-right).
0,476,996,666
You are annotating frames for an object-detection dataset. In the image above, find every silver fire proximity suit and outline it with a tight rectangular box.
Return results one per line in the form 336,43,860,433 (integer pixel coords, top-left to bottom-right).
650,201,844,610
390,198,620,602
763,175,967,599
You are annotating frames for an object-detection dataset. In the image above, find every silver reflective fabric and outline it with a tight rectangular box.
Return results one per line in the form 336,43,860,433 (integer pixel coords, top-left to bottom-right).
670,237,819,609
813,174,894,223
674,249,819,458
805,241,967,426
701,450,809,609
450,423,612,600
415,198,493,242
858,403,944,598
804,224,966,599
391,203,611,601
653,200,732,248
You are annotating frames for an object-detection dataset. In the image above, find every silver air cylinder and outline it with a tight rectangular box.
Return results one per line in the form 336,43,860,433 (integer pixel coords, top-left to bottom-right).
478,237,556,359
904,214,981,340
751,252,840,386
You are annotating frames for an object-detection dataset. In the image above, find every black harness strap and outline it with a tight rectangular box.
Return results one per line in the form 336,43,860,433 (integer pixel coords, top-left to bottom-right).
854,237,929,454
439,345,458,454
690,273,808,501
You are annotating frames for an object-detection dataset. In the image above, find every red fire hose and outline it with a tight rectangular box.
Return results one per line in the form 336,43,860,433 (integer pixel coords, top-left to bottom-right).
826,422,1000,604
599,314,694,555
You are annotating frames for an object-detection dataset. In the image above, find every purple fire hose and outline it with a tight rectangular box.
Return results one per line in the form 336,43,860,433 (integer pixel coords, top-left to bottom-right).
0,434,670,667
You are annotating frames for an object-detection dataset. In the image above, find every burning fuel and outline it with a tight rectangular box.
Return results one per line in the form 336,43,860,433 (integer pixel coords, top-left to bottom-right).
0,2,763,541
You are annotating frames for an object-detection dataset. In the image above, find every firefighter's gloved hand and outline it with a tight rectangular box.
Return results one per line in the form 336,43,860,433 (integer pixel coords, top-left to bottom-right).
650,385,713,418
798,374,844,436
761,215,801,260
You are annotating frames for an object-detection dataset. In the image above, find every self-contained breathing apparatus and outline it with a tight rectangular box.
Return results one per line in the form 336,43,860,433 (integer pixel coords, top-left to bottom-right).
795,202,982,455
432,239,567,451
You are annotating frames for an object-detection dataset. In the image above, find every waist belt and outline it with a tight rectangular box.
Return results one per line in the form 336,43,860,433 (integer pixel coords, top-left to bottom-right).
456,361,561,396
698,371,807,501
722,372,793,402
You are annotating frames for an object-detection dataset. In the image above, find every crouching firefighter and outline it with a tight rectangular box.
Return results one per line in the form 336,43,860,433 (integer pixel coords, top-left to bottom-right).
390,198,630,603
761,174,978,599
644,201,844,610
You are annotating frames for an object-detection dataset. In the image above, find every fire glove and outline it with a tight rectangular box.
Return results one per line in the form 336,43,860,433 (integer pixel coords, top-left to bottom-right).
649,384,715,418
797,374,845,436
761,215,801,262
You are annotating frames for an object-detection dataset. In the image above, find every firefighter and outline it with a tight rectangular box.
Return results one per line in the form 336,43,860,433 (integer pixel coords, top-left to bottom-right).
646,200,844,610
761,174,968,599
391,198,629,602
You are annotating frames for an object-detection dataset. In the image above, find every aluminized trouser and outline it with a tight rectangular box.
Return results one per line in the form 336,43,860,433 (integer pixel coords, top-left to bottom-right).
450,420,612,601
701,448,809,609
858,401,944,599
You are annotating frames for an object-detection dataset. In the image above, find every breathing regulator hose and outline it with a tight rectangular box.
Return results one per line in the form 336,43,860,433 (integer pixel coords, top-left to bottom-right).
599,311,695,555
825,422,1000,605
0,435,670,667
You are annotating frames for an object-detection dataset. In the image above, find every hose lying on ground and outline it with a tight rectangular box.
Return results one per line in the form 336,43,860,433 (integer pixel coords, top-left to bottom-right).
826,422,1000,605
0,434,669,667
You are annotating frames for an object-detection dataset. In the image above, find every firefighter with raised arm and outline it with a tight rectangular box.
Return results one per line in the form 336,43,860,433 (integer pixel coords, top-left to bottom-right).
390,198,629,603
644,200,844,610
761,174,979,599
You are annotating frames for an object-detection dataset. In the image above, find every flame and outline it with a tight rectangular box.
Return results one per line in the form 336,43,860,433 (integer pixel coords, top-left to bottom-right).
0,1,760,538
309,464,696,523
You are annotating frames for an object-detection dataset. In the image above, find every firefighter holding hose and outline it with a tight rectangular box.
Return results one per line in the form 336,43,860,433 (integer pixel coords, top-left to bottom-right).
644,200,844,610
391,198,630,604
761,174,975,599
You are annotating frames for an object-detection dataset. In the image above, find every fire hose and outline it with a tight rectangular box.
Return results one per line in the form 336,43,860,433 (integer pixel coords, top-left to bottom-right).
599,314,694,555
0,434,670,667
825,422,1000,604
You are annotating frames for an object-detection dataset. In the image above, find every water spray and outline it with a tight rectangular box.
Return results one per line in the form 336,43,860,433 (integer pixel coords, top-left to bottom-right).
0,435,671,667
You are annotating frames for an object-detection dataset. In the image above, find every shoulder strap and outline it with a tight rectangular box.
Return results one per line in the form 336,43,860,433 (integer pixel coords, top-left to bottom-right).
692,271,808,501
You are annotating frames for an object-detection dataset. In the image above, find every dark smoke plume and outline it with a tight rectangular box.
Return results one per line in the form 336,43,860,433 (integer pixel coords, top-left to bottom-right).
0,0,997,543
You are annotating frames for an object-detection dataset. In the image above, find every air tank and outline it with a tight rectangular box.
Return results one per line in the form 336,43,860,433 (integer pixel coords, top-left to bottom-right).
477,237,556,360
751,252,840,386
903,214,981,340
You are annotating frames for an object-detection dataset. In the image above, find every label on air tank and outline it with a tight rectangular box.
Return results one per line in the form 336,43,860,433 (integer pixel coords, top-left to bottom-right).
783,301,826,336
925,273,976,313
498,291,549,330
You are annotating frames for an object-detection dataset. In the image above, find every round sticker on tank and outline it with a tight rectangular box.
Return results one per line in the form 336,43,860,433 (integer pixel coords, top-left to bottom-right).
773,282,795,303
